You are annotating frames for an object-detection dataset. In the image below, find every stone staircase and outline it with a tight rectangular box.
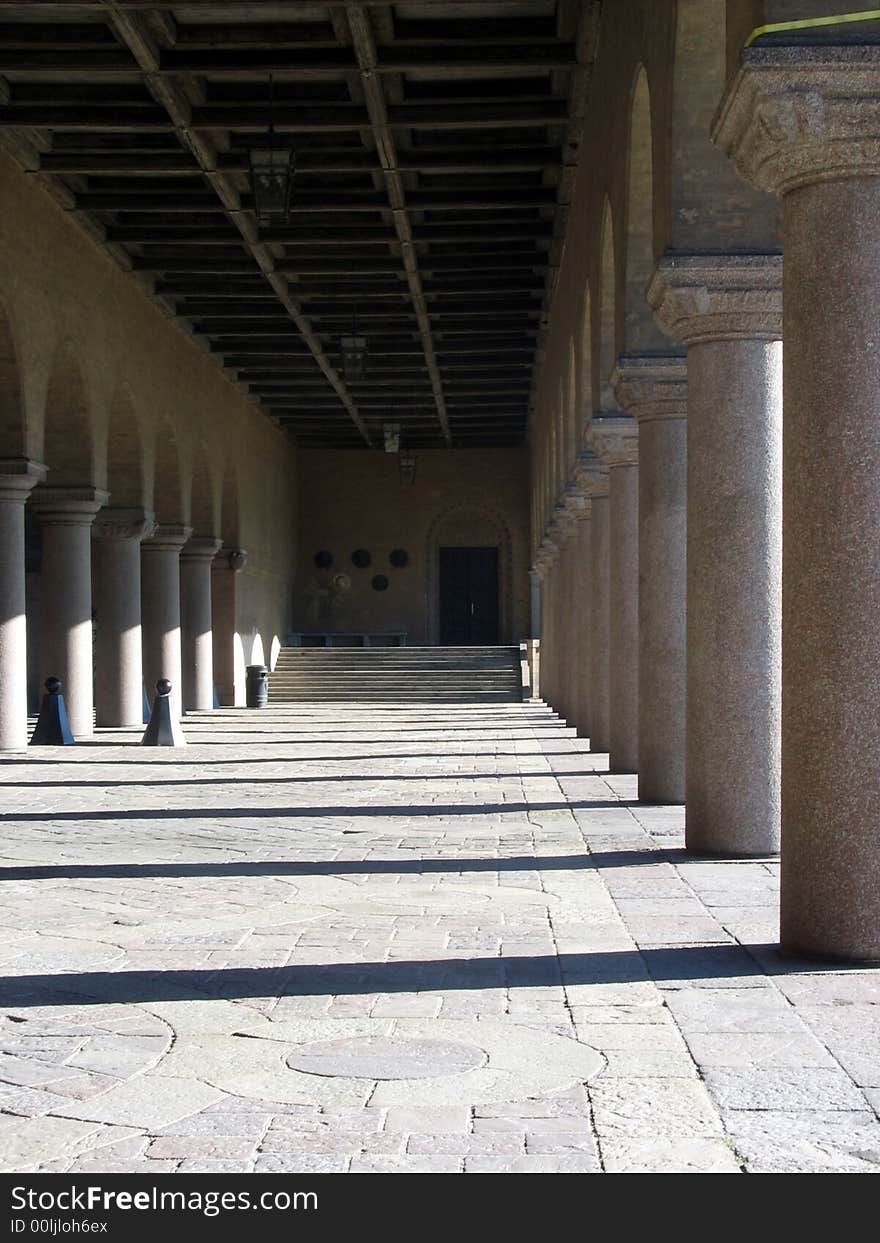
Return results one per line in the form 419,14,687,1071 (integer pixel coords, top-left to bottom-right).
269,646,524,703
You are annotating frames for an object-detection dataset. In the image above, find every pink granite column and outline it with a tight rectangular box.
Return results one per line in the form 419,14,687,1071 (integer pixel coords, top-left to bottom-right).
181,537,223,712
586,470,611,756
141,525,191,721
93,508,155,728
614,359,688,804
0,460,45,749
590,417,639,774
32,487,107,738
715,47,880,957
650,256,782,854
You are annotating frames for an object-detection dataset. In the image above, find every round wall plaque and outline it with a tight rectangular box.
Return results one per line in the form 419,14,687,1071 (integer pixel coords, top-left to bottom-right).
372,574,389,592
389,548,409,568
351,548,371,568
314,550,333,569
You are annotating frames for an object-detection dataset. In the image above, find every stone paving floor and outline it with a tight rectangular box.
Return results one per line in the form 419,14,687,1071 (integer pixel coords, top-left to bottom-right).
0,701,878,1174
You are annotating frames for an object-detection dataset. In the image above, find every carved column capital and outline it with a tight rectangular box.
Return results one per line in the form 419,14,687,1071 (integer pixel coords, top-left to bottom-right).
588,415,639,467
612,355,688,423
31,485,109,525
142,524,192,553
712,46,880,196
92,507,157,542
181,536,223,563
648,253,783,346
0,458,46,504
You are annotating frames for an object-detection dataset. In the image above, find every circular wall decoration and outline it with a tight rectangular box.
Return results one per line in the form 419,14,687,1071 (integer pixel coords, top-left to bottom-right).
351,548,371,568
371,574,389,592
389,548,409,568
332,573,351,593
314,550,333,569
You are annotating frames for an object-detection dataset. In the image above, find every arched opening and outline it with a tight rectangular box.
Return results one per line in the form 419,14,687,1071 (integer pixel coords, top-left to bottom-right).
598,200,617,411
625,67,665,352
153,418,183,526
426,504,514,646
566,339,578,469
42,342,93,485
190,445,219,538
0,301,26,458
579,289,593,437
213,463,243,706
106,386,145,508
220,463,241,547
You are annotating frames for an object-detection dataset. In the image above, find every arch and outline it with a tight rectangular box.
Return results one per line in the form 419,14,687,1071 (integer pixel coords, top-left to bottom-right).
220,461,241,547
42,341,94,484
425,502,514,645
0,300,26,458
106,384,146,508
190,443,219,538
566,337,578,469
579,288,593,445
556,377,566,488
598,199,617,412
152,417,184,526
624,66,665,352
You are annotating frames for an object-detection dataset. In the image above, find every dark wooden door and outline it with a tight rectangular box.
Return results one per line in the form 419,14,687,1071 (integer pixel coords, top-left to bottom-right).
439,547,500,645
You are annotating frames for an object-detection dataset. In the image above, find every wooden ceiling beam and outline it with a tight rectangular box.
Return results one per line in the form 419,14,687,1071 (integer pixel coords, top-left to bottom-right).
343,2,450,445
105,6,372,445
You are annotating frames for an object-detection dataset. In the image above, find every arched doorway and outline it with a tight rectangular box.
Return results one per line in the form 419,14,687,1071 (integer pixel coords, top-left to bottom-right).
427,505,513,646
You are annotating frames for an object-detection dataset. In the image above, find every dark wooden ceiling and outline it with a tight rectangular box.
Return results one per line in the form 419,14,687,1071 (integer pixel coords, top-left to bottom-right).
0,2,596,449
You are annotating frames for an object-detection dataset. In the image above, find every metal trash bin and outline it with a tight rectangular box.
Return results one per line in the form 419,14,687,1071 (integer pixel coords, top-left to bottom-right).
246,664,269,708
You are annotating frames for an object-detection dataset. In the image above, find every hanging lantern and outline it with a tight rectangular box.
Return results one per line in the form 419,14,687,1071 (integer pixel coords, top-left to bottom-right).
249,145,295,224
341,334,368,383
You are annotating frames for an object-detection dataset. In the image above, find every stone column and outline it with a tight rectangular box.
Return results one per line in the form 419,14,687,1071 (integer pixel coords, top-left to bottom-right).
650,256,782,853
32,487,107,738
553,503,580,726
561,484,590,737
584,466,610,756
528,566,541,639
180,537,223,712
590,417,639,774
141,525,190,721
714,46,880,958
92,508,155,728
573,506,592,740
614,359,688,803
0,459,46,749
212,546,246,706
537,537,559,709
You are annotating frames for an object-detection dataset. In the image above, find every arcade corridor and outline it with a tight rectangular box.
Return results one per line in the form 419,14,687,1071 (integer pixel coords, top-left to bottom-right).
1,703,877,1174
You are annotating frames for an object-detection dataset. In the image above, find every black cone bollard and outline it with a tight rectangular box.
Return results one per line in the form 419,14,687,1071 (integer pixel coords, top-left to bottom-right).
141,679,186,747
30,677,75,746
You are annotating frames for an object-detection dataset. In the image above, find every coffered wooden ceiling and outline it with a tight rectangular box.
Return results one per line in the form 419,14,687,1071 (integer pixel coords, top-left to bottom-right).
0,2,597,448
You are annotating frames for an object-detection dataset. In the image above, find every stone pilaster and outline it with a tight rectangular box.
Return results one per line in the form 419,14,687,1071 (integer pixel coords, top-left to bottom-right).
181,536,223,712
589,417,639,774
713,46,880,958
93,507,156,728
32,485,108,738
613,357,687,804
0,459,46,749
141,524,191,721
649,254,782,857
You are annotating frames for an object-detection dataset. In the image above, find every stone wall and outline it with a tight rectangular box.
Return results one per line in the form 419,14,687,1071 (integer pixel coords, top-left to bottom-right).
294,448,530,645
0,150,297,702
